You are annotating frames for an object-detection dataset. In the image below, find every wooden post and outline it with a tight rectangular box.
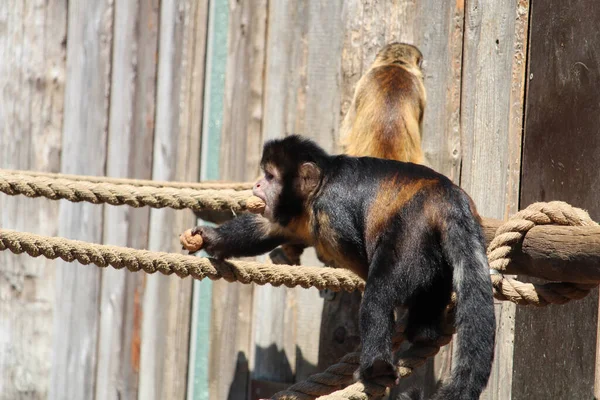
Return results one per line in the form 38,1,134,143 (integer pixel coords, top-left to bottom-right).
512,0,600,398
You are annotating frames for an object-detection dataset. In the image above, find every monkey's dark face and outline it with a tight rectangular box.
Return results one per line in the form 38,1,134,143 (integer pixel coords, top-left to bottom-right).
255,136,329,225
253,163,282,221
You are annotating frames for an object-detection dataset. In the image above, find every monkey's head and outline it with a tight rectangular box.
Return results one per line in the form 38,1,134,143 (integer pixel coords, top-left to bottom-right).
253,135,328,225
373,42,424,70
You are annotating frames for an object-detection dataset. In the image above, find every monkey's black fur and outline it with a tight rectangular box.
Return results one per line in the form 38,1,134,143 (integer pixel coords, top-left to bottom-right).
194,135,496,400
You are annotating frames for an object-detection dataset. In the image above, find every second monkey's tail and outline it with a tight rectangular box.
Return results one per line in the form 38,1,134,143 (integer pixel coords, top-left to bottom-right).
431,191,496,400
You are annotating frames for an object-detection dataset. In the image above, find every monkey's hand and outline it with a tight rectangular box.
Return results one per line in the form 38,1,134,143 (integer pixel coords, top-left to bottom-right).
180,228,204,252
186,226,229,259
182,214,287,260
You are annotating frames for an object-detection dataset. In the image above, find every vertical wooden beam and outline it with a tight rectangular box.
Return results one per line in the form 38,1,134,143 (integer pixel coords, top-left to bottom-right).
0,1,66,398
139,1,207,399
49,1,113,399
96,1,160,399
512,0,600,398
460,1,530,399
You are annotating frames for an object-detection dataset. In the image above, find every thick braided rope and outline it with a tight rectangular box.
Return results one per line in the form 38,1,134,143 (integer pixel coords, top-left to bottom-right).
487,201,599,306
0,171,253,213
0,229,365,292
0,169,253,190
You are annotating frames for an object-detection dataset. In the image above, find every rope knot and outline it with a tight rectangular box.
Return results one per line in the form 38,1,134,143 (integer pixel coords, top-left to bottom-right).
488,201,598,306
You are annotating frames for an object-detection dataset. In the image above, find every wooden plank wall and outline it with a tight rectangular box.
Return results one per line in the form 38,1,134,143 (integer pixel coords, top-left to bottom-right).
97,1,159,399
139,1,207,399
188,1,227,399
50,1,113,398
0,1,66,398
0,1,207,399
208,1,266,399
512,0,600,398
4,1,600,400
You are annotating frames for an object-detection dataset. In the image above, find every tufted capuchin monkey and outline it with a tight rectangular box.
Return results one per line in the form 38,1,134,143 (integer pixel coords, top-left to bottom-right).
194,43,427,231
340,42,426,164
191,135,495,400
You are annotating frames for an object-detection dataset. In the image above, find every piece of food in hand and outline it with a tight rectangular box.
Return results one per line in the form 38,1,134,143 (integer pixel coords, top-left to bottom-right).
246,195,266,214
180,228,204,252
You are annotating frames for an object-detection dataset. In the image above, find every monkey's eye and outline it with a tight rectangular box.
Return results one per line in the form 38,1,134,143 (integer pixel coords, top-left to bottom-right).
265,172,274,181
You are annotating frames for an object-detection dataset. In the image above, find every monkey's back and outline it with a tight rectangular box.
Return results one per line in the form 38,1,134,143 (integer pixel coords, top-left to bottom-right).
340,65,426,164
312,155,475,279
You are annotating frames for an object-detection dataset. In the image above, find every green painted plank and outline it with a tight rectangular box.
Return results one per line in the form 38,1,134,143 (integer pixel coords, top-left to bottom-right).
188,0,230,399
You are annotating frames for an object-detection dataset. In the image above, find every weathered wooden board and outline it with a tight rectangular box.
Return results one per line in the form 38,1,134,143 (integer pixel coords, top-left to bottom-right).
253,0,307,393
96,1,160,399
248,1,346,395
460,1,530,399
512,0,600,398
0,1,66,399
187,0,225,399
208,1,267,399
49,1,112,399
138,1,207,399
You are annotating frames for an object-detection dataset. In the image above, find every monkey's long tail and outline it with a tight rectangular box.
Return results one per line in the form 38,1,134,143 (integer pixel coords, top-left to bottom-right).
432,195,496,400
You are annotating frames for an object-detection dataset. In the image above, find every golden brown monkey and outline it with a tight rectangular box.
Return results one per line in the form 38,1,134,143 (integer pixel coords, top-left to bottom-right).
340,42,426,164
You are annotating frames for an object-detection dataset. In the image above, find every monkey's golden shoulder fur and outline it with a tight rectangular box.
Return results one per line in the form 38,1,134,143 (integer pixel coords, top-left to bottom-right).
340,43,426,164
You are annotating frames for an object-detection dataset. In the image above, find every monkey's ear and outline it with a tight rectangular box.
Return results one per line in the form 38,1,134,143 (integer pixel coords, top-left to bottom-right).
298,162,321,195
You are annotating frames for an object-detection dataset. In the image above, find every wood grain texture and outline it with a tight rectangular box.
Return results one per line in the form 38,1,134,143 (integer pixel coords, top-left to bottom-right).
188,0,224,398
256,0,305,392
138,1,206,399
513,0,600,398
204,1,267,399
96,1,160,399
460,1,529,398
49,1,113,399
0,1,66,399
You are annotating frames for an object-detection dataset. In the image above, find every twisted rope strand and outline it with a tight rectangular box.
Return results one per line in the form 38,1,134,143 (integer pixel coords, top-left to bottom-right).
0,171,253,213
0,229,365,292
1,168,253,190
